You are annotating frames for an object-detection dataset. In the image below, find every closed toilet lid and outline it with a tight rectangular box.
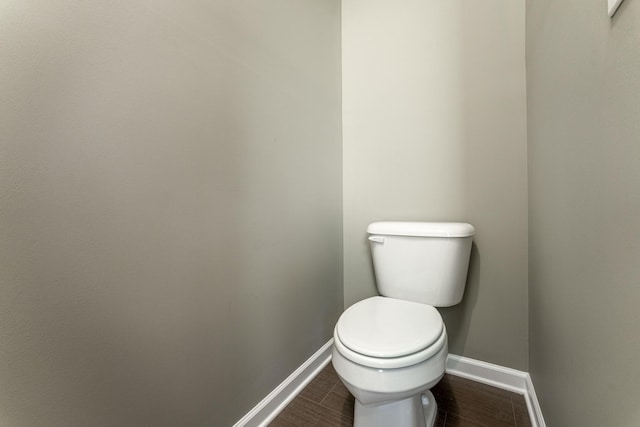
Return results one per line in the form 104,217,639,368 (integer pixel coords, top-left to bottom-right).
336,296,443,358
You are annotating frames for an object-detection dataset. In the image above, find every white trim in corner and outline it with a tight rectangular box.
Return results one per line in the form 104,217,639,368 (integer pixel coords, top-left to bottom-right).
446,354,546,427
232,339,334,427
524,373,547,427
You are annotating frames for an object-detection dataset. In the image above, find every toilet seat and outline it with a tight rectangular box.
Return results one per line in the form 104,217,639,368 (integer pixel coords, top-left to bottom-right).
334,296,446,370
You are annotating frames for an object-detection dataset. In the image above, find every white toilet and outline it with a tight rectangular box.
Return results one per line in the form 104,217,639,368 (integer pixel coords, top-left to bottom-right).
332,221,475,427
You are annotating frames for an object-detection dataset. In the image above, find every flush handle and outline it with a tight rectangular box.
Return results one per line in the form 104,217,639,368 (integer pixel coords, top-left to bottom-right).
368,235,385,244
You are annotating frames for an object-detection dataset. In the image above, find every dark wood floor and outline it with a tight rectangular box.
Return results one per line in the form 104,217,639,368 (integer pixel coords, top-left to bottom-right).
270,362,532,427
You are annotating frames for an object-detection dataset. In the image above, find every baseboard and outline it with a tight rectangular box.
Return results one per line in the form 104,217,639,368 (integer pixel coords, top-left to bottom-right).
446,354,546,427
524,373,546,427
446,354,528,394
232,339,334,427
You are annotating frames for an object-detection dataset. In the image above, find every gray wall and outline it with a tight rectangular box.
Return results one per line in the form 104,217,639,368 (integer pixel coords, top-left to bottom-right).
0,1,342,426
342,0,529,370
527,0,640,425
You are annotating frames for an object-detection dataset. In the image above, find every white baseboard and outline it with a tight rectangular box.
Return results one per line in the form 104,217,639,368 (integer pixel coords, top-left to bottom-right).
446,354,528,394
232,339,334,427
446,354,546,427
524,373,546,427
233,344,545,427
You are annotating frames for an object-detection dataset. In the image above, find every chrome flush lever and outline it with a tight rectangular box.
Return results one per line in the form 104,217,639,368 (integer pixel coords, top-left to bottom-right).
368,235,385,244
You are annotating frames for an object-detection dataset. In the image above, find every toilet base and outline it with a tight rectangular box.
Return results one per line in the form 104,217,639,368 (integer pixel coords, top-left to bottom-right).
353,389,437,427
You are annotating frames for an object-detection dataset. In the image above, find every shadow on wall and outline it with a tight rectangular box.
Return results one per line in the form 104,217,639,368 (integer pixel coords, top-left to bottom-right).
438,242,480,356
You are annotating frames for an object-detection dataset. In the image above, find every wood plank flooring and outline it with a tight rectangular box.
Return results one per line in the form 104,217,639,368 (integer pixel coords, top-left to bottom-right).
269,363,532,427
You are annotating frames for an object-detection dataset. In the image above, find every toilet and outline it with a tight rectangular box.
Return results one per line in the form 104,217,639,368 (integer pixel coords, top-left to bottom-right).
332,221,475,427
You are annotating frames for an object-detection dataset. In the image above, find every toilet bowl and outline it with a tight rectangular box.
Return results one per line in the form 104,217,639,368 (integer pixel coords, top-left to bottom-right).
332,222,474,427
332,296,447,427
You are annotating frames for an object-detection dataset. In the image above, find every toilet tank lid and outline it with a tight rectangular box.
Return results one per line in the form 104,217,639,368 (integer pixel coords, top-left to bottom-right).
367,221,475,237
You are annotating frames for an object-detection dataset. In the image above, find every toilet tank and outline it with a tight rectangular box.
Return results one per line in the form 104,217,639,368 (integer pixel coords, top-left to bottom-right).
367,222,475,307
